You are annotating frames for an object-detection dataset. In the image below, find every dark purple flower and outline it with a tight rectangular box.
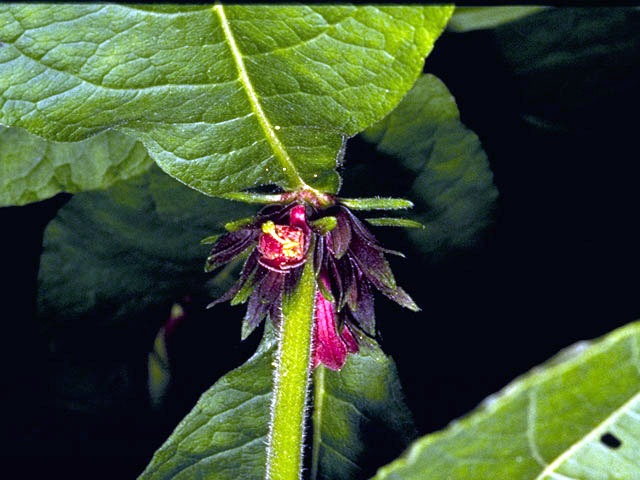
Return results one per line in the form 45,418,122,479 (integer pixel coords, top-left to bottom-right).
205,197,419,370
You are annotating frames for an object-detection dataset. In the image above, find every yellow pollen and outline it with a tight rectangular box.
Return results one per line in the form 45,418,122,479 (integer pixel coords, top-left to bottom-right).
261,221,300,252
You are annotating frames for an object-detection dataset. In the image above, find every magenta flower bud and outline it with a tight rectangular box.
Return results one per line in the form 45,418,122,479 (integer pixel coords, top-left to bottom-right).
258,205,308,272
312,273,359,371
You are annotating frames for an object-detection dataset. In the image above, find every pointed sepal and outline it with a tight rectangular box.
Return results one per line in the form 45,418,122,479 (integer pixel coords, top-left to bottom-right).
365,217,426,229
339,197,413,211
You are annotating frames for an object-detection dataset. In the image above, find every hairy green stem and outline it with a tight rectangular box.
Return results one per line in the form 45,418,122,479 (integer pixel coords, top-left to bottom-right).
265,246,317,480
310,365,327,480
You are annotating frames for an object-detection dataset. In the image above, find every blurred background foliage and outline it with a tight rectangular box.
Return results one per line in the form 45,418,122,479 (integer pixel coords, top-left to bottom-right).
2,7,640,478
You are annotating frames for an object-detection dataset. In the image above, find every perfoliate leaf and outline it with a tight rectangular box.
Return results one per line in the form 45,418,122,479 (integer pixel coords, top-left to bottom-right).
0,126,152,206
0,4,453,196
139,328,276,480
373,321,640,480
311,339,416,480
37,164,257,329
360,74,498,256
447,6,548,32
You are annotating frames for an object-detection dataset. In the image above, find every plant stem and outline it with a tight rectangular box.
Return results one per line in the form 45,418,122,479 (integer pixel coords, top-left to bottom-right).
265,247,317,480
310,365,326,480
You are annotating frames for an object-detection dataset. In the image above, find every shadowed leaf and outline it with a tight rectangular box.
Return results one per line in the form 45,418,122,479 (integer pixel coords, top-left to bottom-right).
447,6,548,32
37,165,256,329
0,126,152,206
311,339,416,480
361,74,498,257
139,329,277,480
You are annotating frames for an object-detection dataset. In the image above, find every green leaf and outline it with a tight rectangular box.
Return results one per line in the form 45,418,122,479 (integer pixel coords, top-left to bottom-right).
310,216,337,234
0,126,152,206
360,74,498,256
365,217,425,229
311,339,415,480
0,4,453,196
373,321,640,479
224,216,255,232
37,164,257,329
139,327,276,480
339,197,413,211
200,234,221,245
447,7,548,32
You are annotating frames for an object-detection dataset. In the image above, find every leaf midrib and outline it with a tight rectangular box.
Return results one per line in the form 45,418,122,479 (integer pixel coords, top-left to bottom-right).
534,390,640,479
213,3,307,191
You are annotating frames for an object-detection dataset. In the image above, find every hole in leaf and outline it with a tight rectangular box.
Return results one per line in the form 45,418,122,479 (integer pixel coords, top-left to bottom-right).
600,432,621,449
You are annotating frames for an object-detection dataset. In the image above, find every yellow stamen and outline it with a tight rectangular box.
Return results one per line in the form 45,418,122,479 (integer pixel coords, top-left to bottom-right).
262,221,299,249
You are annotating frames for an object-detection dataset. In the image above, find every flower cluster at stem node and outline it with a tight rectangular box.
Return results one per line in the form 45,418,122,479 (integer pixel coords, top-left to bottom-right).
205,196,419,371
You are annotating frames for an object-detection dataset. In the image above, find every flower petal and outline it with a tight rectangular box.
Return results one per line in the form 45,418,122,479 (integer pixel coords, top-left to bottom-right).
340,323,359,354
205,229,257,272
313,276,348,370
348,233,420,312
380,286,420,312
312,284,348,371
207,250,261,309
336,256,354,312
289,204,309,232
349,233,396,291
327,256,344,310
341,206,377,244
231,262,267,306
328,210,352,259
349,273,375,335
242,271,283,339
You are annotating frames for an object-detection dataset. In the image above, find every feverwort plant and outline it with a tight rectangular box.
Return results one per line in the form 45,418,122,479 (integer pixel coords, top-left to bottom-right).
2,5,640,480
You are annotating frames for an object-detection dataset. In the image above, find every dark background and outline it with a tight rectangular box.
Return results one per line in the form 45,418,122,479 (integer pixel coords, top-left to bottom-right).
2,8,640,479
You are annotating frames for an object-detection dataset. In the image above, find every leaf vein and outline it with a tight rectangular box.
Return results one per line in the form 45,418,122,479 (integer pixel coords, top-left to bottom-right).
527,388,548,467
168,435,268,479
326,389,373,423
176,391,270,450
320,439,360,469
213,3,306,191
534,391,640,480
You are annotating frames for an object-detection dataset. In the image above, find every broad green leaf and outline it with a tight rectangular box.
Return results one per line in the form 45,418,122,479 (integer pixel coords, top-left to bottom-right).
0,4,453,196
311,339,416,480
139,327,277,480
361,74,498,256
447,7,548,32
0,126,152,206
37,164,256,329
373,321,640,480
